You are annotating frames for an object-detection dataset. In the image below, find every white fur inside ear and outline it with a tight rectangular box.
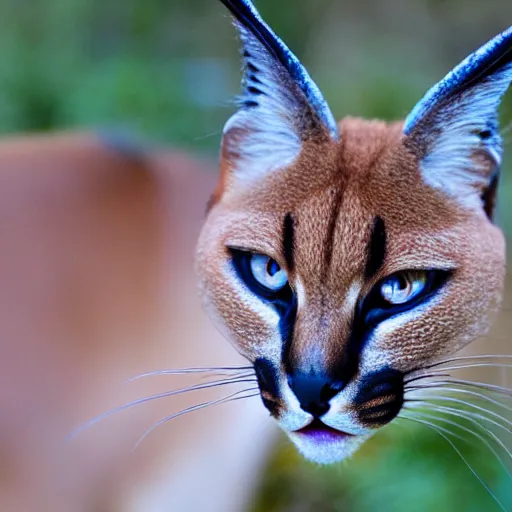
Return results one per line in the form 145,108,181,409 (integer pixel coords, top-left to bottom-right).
220,22,315,183
414,65,512,211
419,129,499,212
223,109,301,182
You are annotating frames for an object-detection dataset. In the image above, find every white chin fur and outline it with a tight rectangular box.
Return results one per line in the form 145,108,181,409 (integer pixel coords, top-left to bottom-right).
287,432,370,465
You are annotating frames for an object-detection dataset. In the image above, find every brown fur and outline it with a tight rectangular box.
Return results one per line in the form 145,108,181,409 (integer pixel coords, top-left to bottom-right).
199,117,504,368
196,112,505,458
0,132,274,511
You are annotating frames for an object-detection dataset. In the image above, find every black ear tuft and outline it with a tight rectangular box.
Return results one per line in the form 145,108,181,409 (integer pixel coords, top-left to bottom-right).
218,0,338,183
220,0,338,139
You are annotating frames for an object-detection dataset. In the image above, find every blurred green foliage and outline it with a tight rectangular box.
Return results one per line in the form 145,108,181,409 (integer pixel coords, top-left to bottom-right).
2,0,512,510
253,419,511,512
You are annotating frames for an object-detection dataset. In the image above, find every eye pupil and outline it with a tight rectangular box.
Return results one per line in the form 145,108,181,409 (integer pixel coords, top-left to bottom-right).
267,259,280,277
395,276,407,290
242,253,289,293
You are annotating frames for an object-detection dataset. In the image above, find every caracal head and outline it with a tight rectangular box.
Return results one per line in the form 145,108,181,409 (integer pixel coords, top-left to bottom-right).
197,0,509,464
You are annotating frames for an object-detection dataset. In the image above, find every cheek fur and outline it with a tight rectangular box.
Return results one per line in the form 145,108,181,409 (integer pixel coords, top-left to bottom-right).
197,239,283,360
362,259,504,375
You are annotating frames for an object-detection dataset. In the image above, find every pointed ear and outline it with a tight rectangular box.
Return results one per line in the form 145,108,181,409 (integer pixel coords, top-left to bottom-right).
219,0,338,186
404,27,512,216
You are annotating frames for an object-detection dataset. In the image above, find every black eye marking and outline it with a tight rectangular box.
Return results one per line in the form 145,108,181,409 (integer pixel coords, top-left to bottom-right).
243,99,259,108
335,268,453,385
279,291,297,376
283,213,295,271
228,249,293,314
229,248,298,375
364,216,387,280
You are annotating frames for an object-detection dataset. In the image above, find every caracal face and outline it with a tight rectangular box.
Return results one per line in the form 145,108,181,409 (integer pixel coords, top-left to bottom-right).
197,0,509,463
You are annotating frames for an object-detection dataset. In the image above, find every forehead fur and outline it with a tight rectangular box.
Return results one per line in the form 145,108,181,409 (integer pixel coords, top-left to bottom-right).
200,115,505,375
218,117,464,232
210,118,503,329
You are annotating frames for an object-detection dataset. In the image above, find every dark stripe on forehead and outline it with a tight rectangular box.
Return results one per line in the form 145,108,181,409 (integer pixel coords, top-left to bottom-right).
283,213,295,271
322,189,344,275
365,216,387,280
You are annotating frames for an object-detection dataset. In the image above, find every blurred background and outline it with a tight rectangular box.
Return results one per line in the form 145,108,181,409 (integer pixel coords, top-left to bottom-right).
1,0,512,226
1,0,512,511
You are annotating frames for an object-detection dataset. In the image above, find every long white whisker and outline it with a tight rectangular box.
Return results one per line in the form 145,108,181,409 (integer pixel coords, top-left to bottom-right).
68,377,258,439
133,387,260,450
414,401,509,446
406,375,512,397
500,119,512,136
405,384,512,413
400,408,469,443
411,395,512,433
419,403,512,472
431,378,512,397
422,355,512,370
404,406,512,478
197,370,255,382
399,413,506,511
431,363,512,373
128,366,254,381
404,372,450,385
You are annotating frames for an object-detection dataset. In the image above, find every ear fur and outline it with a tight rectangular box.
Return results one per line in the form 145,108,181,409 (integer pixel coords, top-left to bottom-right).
404,26,512,216
219,0,338,185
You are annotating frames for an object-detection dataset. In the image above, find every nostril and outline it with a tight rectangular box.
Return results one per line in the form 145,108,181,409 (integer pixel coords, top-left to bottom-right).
287,371,344,418
301,400,330,417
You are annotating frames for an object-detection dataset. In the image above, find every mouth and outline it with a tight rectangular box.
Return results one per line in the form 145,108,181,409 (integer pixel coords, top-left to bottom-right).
295,419,353,443
288,418,364,464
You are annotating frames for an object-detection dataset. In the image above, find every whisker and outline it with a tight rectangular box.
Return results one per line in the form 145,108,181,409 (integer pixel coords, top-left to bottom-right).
127,365,254,381
404,372,450,385
414,385,512,411
427,363,512,373
414,400,510,438
421,355,512,371
68,377,258,439
399,413,506,511
420,402,512,463
421,363,512,378
412,394,512,433
405,384,512,413
193,129,223,142
431,377,512,397
133,387,260,450
403,406,512,479
405,375,512,398
401,408,470,443
198,370,254,382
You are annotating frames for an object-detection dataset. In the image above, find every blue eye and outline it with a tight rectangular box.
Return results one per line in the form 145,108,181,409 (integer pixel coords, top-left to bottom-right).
379,271,427,305
361,269,453,326
249,254,288,291
229,249,292,306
